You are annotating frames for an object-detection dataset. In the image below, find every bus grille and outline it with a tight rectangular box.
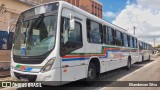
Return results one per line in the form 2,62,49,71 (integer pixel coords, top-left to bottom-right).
14,72,37,82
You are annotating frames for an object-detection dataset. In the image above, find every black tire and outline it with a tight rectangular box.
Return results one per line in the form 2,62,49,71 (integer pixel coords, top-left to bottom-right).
142,56,144,62
85,62,97,85
148,55,150,60
126,58,131,70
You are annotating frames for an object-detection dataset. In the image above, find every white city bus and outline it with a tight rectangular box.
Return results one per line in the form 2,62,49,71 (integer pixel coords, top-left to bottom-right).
10,1,152,85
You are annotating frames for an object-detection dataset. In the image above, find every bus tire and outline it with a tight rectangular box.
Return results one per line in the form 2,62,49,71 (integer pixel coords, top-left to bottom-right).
85,62,97,85
148,55,150,60
126,57,131,70
142,56,144,62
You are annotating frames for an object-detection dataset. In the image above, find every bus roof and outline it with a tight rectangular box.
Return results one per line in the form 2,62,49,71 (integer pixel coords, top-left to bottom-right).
20,1,139,39
59,1,137,38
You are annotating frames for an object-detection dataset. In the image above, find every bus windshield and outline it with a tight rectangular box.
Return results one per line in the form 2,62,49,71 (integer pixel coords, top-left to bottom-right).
13,15,57,56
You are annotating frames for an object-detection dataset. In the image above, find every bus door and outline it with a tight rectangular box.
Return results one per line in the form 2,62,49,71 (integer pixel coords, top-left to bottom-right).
60,8,86,83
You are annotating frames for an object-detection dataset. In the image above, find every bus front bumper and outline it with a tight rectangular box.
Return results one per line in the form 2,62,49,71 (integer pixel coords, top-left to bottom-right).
10,68,61,86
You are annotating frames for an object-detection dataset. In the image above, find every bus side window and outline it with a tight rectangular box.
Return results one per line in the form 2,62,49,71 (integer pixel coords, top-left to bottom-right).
103,26,109,44
69,22,82,42
121,32,124,46
134,38,137,48
108,27,114,45
115,30,122,46
60,17,83,56
127,35,130,47
123,33,128,47
130,36,133,48
87,19,103,44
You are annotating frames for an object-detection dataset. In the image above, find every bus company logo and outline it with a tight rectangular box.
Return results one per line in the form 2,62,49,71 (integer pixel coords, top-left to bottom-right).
1,82,42,88
1,82,12,87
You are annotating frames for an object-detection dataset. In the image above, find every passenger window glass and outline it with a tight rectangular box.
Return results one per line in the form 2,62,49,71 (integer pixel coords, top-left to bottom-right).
130,36,133,48
60,17,83,56
115,31,122,46
123,34,128,47
103,26,109,44
108,27,114,45
87,20,102,44
68,22,82,42
134,38,137,48
61,17,82,45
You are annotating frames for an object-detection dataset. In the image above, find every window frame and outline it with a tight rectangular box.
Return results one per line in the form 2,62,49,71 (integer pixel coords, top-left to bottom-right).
115,30,123,46
133,38,137,48
123,33,128,47
61,16,83,43
107,27,115,45
60,16,83,56
86,19,103,44
130,36,133,48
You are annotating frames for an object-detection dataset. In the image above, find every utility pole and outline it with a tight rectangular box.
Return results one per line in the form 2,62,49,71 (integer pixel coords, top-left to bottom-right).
133,26,136,35
133,21,146,36
154,39,155,47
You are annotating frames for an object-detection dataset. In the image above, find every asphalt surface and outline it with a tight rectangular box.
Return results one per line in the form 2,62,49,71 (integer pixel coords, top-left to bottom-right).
1,55,160,90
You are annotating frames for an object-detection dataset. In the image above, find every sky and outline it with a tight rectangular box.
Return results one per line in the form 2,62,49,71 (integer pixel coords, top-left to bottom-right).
100,0,160,46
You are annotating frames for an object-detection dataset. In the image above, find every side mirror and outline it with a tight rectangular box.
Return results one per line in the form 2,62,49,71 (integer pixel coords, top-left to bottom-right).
70,14,75,31
7,26,10,34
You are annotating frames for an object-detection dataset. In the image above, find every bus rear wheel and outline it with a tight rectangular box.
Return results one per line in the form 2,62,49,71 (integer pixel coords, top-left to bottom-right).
142,56,144,62
148,55,151,60
126,58,131,70
85,62,97,85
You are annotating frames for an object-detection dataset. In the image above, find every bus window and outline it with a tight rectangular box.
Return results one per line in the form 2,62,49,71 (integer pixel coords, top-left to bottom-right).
121,32,124,46
134,38,137,48
60,17,83,56
139,42,143,49
130,36,133,48
123,34,128,47
87,20,102,44
61,17,82,44
69,22,82,42
115,30,122,46
145,43,147,50
108,27,114,45
103,26,109,44
127,35,130,47
142,43,145,49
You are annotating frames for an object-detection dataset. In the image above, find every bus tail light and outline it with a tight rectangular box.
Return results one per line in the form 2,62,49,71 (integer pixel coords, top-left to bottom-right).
41,57,55,73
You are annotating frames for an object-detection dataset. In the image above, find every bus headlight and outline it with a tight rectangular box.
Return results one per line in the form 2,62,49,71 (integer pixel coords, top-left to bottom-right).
41,58,55,73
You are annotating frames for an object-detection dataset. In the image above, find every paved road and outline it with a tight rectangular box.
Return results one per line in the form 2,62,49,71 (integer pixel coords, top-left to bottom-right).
1,55,160,90
101,56,160,90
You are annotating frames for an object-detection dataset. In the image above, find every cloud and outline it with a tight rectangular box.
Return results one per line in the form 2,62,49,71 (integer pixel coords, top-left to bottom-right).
103,11,117,18
137,0,160,13
126,0,131,5
112,0,160,46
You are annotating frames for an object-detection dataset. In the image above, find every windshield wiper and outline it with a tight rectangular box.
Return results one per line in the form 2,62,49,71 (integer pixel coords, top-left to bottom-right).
28,14,44,34
28,14,44,43
24,14,44,54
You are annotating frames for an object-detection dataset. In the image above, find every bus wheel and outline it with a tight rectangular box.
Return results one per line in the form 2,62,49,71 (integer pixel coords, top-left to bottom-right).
126,58,131,70
86,62,97,85
142,56,144,62
148,55,150,60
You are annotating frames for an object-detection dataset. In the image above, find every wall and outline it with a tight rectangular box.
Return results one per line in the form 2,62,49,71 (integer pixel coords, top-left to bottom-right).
0,0,31,32
0,0,31,62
